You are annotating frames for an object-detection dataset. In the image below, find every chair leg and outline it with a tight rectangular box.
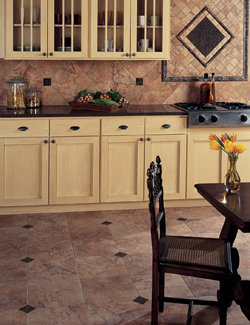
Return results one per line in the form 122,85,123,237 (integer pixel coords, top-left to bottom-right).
151,265,159,325
159,271,165,312
218,280,229,325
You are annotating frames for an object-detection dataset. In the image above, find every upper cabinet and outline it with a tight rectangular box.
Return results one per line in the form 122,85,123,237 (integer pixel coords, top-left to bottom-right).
91,0,170,60
5,0,170,60
5,0,88,59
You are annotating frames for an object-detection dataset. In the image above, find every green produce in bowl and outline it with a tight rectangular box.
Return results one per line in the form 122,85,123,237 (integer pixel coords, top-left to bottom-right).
88,99,119,106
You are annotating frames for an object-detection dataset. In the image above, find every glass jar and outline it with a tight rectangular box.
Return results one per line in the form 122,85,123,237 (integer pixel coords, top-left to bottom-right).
25,86,40,108
7,75,26,109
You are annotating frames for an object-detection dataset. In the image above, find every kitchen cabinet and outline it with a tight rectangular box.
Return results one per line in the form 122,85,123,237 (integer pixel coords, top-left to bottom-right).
0,119,49,206
49,119,100,204
186,128,250,199
90,0,170,59
5,0,88,59
100,116,186,203
101,117,145,202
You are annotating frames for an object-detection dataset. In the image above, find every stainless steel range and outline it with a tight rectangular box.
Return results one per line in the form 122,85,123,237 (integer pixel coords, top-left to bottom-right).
173,102,250,128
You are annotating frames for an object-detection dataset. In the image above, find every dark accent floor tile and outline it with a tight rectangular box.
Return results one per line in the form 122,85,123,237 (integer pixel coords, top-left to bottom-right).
21,257,34,264
114,252,128,258
22,224,34,229
133,296,149,305
102,221,113,225
177,217,187,222
19,304,36,313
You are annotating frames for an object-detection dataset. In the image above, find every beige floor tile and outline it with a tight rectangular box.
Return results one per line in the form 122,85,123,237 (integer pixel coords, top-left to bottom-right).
0,309,27,325
28,280,85,309
28,306,89,325
86,302,145,325
81,276,138,305
76,255,129,278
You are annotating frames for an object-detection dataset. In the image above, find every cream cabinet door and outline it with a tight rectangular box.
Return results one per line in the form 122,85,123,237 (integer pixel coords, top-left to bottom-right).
49,137,99,204
90,0,131,59
0,137,49,206
5,0,48,59
48,0,89,58
131,0,170,59
144,134,186,200
231,132,250,183
101,136,144,202
187,132,228,199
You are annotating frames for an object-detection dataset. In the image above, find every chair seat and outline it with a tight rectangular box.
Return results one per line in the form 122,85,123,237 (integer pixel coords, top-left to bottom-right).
159,236,232,273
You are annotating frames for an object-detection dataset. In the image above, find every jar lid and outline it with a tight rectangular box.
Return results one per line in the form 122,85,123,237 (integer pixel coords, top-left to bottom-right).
25,86,40,93
7,74,26,84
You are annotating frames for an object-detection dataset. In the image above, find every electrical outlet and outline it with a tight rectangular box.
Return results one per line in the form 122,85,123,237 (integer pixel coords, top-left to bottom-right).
43,78,51,86
136,78,143,85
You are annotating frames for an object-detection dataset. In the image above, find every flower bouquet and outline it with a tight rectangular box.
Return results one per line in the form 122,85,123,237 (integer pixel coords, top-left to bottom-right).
209,133,247,193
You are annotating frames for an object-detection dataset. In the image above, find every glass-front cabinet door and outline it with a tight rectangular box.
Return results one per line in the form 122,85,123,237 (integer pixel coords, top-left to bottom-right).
131,0,170,59
6,0,47,59
6,0,88,59
47,0,88,58
91,0,131,59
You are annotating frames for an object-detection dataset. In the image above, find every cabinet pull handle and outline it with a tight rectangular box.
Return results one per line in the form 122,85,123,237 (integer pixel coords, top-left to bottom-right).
119,125,128,130
42,52,46,56
49,52,53,56
44,140,48,144
147,137,151,141
51,140,56,144
18,126,28,131
125,53,129,57
139,138,144,141
70,126,80,131
132,53,136,57
162,124,171,129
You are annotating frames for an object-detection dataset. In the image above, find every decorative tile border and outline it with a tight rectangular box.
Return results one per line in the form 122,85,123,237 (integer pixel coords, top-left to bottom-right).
162,0,249,82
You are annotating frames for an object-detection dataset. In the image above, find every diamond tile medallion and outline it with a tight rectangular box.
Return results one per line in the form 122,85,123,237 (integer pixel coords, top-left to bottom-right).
177,7,233,67
163,1,248,82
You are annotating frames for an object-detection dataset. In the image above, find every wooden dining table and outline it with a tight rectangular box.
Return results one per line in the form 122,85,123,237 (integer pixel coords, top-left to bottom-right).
195,182,250,321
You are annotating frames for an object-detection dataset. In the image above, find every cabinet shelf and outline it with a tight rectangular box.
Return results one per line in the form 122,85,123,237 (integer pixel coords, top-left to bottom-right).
14,24,41,27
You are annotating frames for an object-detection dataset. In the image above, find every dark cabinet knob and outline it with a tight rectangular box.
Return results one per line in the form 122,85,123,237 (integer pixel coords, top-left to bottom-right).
119,125,128,130
162,124,171,129
51,140,56,144
125,53,129,57
147,137,151,141
44,140,48,144
132,53,136,57
139,138,144,141
70,126,80,131
18,126,28,131
49,52,53,56
42,52,46,56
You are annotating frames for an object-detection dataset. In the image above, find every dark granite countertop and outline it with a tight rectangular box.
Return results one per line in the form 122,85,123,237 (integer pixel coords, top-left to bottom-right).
0,104,187,118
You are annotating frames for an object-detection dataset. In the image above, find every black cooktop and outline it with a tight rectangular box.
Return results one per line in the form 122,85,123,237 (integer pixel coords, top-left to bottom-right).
175,102,250,110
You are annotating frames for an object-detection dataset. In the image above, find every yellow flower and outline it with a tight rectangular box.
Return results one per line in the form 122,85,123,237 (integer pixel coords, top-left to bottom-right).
237,144,247,153
209,140,221,150
224,140,234,153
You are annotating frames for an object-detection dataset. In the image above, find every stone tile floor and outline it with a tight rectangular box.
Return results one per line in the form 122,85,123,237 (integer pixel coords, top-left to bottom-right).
0,207,250,324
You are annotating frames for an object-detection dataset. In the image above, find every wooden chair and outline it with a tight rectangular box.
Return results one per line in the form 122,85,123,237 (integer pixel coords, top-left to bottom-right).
147,156,233,325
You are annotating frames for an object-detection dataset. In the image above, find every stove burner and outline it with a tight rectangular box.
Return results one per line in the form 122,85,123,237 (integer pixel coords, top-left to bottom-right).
216,102,250,109
175,102,216,110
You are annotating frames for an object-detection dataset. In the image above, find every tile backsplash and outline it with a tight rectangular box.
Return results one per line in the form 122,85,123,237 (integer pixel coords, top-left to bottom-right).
0,0,250,107
1,58,250,107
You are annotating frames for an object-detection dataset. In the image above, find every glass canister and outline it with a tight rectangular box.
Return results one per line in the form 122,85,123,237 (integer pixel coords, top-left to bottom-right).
25,86,41,108
7,75,26,109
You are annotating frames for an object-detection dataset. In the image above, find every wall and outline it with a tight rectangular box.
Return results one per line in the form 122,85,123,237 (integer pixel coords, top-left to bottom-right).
0,0,4,58
0,0,250,107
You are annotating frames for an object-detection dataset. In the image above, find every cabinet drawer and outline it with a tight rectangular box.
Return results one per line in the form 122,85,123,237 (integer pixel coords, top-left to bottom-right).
50,119,100,136
0,119,49,137
101,118,144,135
145,116,187,134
